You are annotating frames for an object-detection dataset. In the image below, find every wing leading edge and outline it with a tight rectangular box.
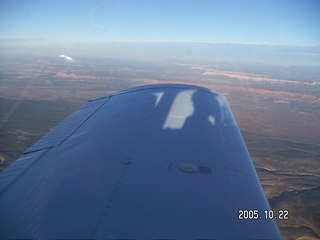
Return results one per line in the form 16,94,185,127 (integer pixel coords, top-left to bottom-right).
0,84,281,239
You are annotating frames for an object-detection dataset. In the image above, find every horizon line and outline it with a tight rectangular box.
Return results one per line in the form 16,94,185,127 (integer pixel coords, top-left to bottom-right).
0,38,319,47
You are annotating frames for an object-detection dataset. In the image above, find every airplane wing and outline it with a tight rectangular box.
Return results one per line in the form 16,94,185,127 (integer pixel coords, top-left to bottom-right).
0,84,281,239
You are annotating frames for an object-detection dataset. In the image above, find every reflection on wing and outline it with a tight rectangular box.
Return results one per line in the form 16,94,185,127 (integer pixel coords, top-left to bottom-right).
163,89,195,129
0,84,281,239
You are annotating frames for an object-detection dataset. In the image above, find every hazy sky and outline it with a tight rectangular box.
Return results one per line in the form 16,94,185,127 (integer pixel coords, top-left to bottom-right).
1,0,319,45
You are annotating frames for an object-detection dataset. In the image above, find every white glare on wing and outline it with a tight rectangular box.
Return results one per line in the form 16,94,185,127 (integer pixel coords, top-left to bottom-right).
208,115,216,125
153,92,164,108
163,90,195,130
59,54,74,61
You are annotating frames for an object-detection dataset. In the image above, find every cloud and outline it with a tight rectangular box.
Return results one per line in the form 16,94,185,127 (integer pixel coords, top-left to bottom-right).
59,54,74,61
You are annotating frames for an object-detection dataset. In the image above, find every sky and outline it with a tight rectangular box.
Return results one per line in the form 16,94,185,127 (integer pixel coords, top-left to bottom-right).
0,0,319,61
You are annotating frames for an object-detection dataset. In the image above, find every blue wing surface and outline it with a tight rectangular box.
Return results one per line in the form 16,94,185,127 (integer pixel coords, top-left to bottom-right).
0,84,281,239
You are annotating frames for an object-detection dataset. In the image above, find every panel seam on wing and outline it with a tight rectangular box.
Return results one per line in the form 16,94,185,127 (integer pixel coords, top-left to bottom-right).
58,97,112,146
0,149,49,195
91,161,132,238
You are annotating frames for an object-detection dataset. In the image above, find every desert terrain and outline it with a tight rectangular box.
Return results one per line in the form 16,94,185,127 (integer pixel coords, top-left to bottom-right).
0,56,319,239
